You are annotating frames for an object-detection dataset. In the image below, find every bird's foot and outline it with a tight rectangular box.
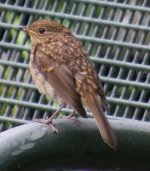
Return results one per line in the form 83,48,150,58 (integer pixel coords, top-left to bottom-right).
60,110,78,122
50,124,59,134
65,111,77,120
33,118,58,134
65,111,81,126
33,103,65,133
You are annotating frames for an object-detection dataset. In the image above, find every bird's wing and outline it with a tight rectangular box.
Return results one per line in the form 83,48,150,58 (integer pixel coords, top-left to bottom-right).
34,47,87,117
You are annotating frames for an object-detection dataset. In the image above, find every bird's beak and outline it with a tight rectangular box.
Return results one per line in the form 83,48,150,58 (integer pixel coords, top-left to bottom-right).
17,25,29,32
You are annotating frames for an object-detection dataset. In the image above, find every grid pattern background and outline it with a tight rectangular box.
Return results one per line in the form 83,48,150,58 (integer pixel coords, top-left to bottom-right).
0,0,150,132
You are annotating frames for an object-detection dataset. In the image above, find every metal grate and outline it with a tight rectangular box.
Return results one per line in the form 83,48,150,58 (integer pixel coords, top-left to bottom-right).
0,0,150,132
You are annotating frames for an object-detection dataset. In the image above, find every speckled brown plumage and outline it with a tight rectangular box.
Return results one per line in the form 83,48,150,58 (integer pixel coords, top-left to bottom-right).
23,19,117,149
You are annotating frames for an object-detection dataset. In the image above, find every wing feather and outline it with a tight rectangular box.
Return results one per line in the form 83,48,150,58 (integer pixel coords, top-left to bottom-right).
34,50,87,117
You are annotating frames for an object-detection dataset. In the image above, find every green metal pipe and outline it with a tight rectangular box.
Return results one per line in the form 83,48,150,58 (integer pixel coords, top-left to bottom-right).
1,58,150,72
0,118,150,171
1,4,150,31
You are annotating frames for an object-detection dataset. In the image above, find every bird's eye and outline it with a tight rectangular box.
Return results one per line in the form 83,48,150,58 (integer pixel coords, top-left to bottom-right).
39,27,46,34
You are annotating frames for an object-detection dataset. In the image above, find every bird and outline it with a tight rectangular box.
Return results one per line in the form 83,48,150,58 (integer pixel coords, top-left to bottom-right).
22,19,117,149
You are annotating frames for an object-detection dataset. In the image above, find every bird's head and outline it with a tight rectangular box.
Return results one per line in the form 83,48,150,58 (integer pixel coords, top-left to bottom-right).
21,19,71,44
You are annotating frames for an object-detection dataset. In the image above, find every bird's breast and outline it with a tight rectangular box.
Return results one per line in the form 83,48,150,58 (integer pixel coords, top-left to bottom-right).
29,61,56,99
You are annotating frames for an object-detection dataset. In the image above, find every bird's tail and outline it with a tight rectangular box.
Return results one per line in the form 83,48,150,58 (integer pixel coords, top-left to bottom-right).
85,93,117,149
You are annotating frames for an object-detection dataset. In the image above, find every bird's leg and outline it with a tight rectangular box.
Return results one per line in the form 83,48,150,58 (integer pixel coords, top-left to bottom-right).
65,110,81,126
45,103,65,124
33,103,65,133
66,110,78,119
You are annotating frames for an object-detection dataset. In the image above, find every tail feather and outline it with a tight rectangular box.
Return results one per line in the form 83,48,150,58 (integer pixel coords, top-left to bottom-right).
85,93,117,149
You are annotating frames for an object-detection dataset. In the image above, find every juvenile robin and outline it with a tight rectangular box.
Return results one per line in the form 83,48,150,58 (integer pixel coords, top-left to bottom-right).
22,19,117,149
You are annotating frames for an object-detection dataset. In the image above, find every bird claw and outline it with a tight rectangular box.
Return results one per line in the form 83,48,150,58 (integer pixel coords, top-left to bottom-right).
33,118,58,133
64,111,81,126
65,111,78,120
65,115,76,120
50,124,59,134
33,118,52,124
